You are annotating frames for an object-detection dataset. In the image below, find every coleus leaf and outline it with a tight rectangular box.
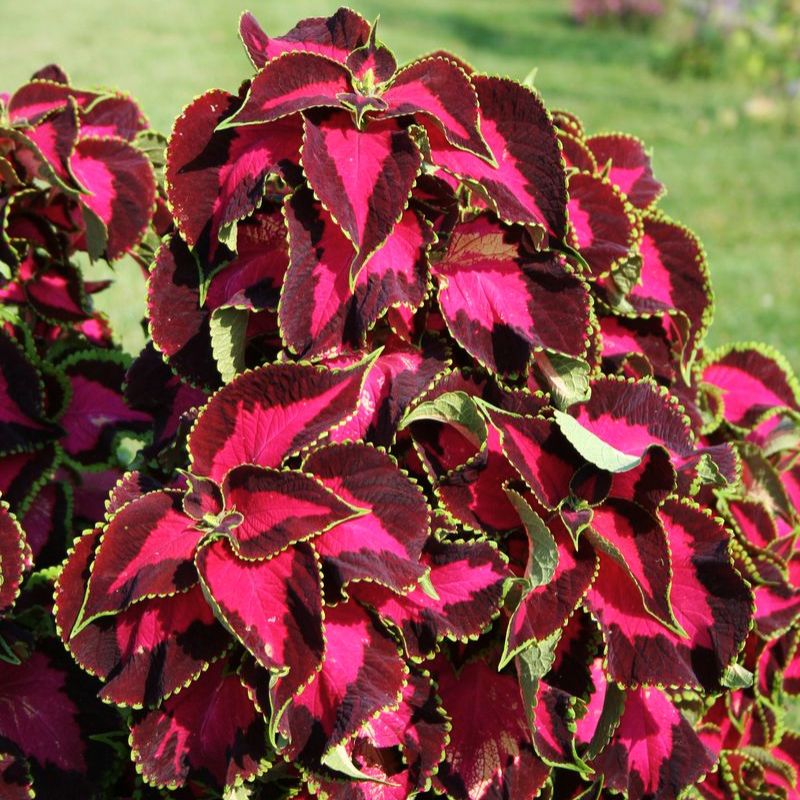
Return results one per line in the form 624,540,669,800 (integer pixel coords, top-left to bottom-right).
58,350,152,468
346,23,397,83
130,656,269,790
196,538,324,697
24,101,79,184
303,669,449,800
565,376,695,464
586,499,752,689
382,56,491,159
165,88,302,254
205,208,290,313
701,343,800,431
69,136,156,260
591,686,714,800
426,74,567,238
75,490,202,624
280,189,430,358
0,649,88,778
226,51,352,126
434,215,591,376
188,357,373,483
78,94,149,140
503,517,598,666
301,111,422,284
352,537,508,659
0,503,25,613
328,339,449,447
147,233,219,388
0,752,32,800
602,214,711,357
220,463,363,560
433,655,550,800
586,133,664,210
275,599,407,766
302,442,430,595
0,329,59,456
6,80,97,124
22,259,90,323
567,170,640,280
239,8,370,69
488,408,581,509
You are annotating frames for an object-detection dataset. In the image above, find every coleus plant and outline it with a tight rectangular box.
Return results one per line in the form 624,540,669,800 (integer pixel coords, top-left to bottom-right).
0,7,796,800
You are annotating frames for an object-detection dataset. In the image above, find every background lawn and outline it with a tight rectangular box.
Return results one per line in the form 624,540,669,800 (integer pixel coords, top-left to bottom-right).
2,0,797,369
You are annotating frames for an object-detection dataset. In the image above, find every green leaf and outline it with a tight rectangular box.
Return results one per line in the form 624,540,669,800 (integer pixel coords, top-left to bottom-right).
210,306,249,384
82,205,108,262
513,629,562,730
721,662,754,690
505,488,558,589
611,255,643,297
400,390,487,448
584,683,626,760
321,744,398,785
694,452,730,488
219,220,239,252
418,570,440,601
553,409,642,473
532,352,591,410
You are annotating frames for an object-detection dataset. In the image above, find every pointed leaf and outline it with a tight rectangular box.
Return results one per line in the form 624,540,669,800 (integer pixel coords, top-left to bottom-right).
166,88,302,253
78,490,202,623
382,57,490,159
227,52,351,126
239,8,370,68
131,657,269,790
586,134,663,210
301,111,421,282
196,538,324,694
69,136,156,260
702,344,800,431
188,358,372,482
592,687,714,800
434,216,591,376
221,464,362,560
352,538,508,659
426,75,567,237
302,442,430,594
0,504,25,613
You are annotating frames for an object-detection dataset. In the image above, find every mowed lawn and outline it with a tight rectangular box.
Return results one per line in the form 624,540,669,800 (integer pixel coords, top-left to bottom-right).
2,0,798,369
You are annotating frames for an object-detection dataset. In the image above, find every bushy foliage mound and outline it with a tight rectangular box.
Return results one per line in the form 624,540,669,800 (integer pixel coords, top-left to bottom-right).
1,9,799,800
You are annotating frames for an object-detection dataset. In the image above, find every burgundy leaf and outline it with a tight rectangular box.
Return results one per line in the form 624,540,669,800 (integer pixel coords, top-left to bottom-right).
587,499,752,689
239,8,370,68
426,75,567,238
586,133,664,210
78,490,202,623
69,136,156,260
434,216,591,375
506,532,597,660
0,504,25,613
276,599,407,765
592,686,715,800
433,656,550,800
58,351,152,467
67,585,229,708
303,442,430,594
131,657,268,790
147,233,218,389
701,344,800,430
353,538,508,658
567,170,640,279
7,80,97,124
188,358,372,483
281,189,430,357
301,111,421,283
165,88,302,253
228,51,351,126
196,538,324,695
221,464,361,560
382,57,491,159
78,95,149,140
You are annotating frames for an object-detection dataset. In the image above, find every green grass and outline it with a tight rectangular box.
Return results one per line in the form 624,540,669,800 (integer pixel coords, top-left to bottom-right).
3,0,797,369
